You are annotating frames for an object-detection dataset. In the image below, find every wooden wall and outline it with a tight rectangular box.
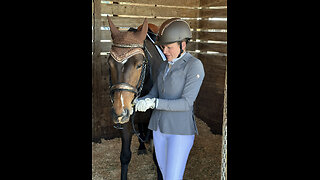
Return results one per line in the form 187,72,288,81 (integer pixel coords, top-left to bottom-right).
92,0,227,140
194,0,227,134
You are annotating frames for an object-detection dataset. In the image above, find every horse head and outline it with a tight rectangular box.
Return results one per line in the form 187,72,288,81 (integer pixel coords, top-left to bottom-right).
107,16,149,124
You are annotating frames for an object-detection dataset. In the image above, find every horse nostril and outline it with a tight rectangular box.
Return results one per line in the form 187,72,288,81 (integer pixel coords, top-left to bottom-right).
112,108,130,124
119,109,130,124
122,108,129,117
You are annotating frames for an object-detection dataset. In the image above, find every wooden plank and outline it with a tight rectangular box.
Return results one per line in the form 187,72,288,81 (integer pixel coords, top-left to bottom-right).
100,16,199,30
99,30,199,41
204,60,226,69
198,32,227,41
100,16,164,28
93,0,103,139
186,42,197,51
198,20,227,29
201,80,225,95
201,59,226,72
101,31,111,41
200,8,227,18
200,0,227,7
202,71,226,83
199,43,227,53
113,0,200,7
101,4,198,18
187,42,227,53
189,52,198,58
198,54,227,67
100,42,112,52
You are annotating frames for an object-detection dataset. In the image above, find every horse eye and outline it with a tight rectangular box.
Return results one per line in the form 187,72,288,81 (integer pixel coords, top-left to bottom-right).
136,64,143,69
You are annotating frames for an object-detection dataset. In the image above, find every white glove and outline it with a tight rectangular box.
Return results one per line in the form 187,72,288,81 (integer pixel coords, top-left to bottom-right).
146,98,156,108
135,98,156,112
135,99,147,112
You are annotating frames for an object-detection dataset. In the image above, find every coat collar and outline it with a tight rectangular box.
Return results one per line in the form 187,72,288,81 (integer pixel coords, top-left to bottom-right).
167,52,191,68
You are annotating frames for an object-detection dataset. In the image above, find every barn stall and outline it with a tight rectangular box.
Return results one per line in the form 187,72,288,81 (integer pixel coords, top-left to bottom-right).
92,0,227,179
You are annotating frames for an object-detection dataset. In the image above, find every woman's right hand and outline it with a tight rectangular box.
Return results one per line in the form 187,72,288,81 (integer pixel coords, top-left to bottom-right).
135,98,156,112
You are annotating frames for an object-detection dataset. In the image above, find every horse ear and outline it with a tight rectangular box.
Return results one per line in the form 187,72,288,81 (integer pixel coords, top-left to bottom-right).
136,18,148,42
107,16,120,39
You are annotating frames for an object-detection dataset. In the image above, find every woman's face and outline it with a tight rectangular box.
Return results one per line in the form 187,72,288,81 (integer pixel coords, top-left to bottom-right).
160,42,185,62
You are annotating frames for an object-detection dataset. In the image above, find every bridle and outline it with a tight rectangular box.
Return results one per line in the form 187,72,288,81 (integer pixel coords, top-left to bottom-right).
108,40,150,142
108,42,148,106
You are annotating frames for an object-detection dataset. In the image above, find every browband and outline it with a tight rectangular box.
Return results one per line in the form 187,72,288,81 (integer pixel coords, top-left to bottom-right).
112,43,144,48
110,48,145,63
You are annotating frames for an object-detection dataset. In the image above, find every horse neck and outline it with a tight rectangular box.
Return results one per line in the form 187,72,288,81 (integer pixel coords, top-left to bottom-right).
144,37,164,83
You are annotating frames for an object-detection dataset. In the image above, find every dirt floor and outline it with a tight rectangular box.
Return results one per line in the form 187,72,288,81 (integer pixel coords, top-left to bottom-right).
92,117,222,180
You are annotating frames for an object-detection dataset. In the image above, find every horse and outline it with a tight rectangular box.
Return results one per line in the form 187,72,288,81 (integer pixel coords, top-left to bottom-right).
106,16,165,180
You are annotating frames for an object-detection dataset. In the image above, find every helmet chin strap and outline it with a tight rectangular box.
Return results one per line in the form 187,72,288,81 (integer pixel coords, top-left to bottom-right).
177,41,184,58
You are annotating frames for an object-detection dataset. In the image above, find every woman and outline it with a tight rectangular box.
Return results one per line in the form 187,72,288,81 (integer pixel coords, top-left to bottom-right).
135,18,205,180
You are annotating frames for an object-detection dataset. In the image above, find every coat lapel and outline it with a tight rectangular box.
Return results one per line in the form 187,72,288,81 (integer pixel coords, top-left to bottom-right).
162,53,191,80
170,52,191,71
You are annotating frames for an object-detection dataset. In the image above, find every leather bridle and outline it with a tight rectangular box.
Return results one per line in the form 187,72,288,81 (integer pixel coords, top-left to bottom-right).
108,41,148,119
108,41,151,142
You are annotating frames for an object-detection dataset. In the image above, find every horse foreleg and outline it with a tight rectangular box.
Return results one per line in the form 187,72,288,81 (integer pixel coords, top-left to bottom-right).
120,122,133,180
137,123,147,155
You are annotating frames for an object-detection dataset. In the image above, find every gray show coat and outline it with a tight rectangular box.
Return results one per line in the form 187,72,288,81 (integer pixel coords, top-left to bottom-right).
140,52,205,135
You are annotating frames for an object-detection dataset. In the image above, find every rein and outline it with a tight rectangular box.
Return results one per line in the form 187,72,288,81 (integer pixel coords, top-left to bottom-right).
108,40,149,143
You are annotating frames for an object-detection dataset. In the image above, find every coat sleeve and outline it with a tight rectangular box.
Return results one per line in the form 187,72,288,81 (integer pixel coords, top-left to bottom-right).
156,59,205,111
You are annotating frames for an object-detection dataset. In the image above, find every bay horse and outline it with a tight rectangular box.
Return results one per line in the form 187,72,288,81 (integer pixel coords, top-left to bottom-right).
106,16,164,180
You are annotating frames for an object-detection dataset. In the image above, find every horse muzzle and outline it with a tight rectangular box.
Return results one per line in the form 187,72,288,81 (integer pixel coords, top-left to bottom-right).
112,108,131,124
